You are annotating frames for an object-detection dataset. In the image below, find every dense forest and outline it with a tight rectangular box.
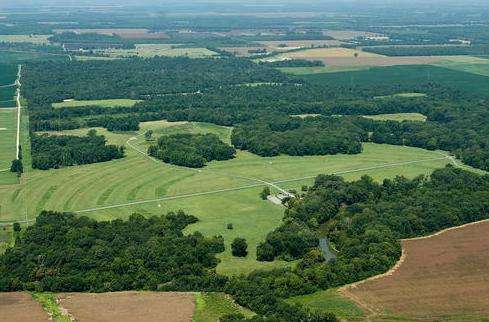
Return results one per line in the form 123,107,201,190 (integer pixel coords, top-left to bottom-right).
231,115,364,157
31,131,125,170
22,57,294,106
148,133,235,168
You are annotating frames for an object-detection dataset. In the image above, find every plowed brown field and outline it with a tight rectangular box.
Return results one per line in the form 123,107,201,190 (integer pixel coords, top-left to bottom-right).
0,292,49,322
344,220,489,320
58,291,195,322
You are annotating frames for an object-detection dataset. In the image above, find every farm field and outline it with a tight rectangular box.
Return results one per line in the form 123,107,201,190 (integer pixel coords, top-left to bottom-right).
101,44,217,58
58,292,194,322
435,56,489,77
0,51,69,64
53,28,169,39
258,39,343,50
0,292,49,322
363,112,427,122
268,47,451,67
343,220,489,321
0,64,17,108
303,65,489,98
0,34,51,44
0,120,452,275
322,30,381,40
52,98,141,108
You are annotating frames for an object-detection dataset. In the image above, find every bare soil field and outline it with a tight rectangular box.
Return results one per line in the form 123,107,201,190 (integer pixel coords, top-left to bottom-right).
53,29,168,39
58,291,195,322
344,220,489,320
0,292,49,322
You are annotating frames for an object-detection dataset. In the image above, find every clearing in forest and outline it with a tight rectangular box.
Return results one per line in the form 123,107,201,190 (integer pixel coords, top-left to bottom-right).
343,220,489,321
52,98,141,108
363,113,427,122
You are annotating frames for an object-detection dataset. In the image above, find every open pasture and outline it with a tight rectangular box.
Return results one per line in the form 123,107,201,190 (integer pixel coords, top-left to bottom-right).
1,121,450,275
102,44,217,58
343,220,489,321
52,98,141,108
0,51,70,64
0,35,51,44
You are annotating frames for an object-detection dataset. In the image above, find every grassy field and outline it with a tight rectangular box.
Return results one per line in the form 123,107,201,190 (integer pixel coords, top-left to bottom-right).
0,64,17,107
194,292,254,322
102,44,218,58
344,220,489,321
303,65,489,99
288,289,365,321
0,109,17,184
0,35,51,44
435,56,489,77
52,98,141,108
0,120,451,275
363,113,427,122
0,51,69,64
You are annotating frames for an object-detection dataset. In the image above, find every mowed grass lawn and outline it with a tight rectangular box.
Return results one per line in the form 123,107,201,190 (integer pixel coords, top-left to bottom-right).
52,98,141,108
0,121,450,275
0,109,18,185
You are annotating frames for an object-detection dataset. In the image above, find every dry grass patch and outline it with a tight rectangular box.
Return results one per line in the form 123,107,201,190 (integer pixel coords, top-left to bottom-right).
58,292,195,322
258,40,343,50
0,292,49,322
323,30,381,41
344,220,489,320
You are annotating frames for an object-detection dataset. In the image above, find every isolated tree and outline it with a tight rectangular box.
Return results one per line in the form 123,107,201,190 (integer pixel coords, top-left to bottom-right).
145,130,153,141
227,223,234,230
260,186,271,200
12,222,21,233
231,238,248,257
354,52,359,58
87,129,97,137
256,242,275,261
10,159,23,175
